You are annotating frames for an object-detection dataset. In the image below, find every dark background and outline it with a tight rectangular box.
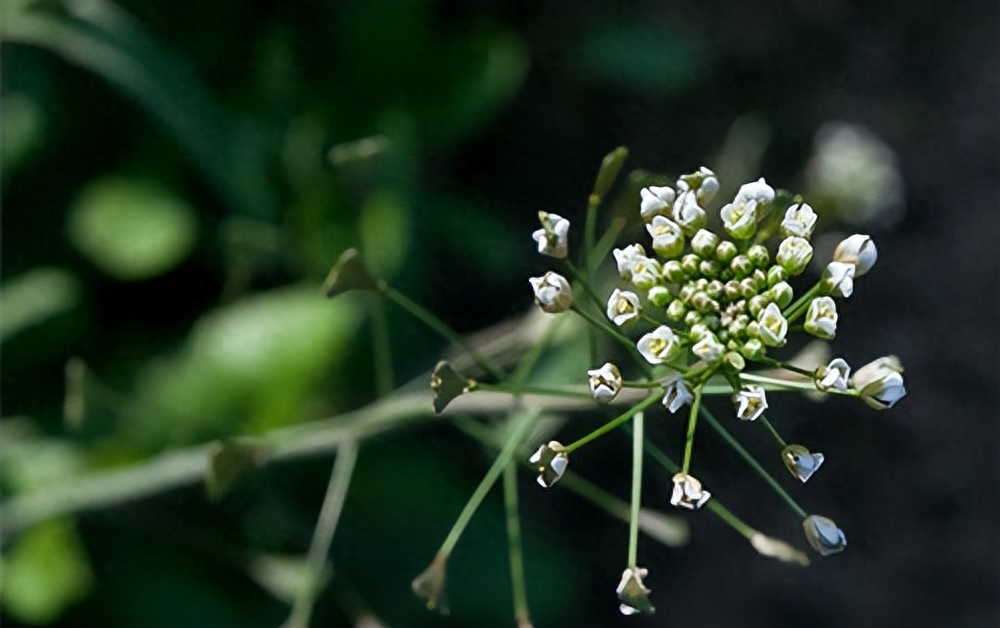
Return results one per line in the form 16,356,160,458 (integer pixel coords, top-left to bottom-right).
2,0,998,626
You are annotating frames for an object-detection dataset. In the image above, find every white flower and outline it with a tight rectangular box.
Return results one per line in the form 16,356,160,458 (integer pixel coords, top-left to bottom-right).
646,215,685,259
735,177,776,206
670,473,711,510
804,296,838,340
833,234,877,276
531,211,570,259
529,271,573,313
528,441,569,488
671,190,706,235
613,244,646,280
852,356,906,410
776,236,814,275
640,186,676,221
821,261,855,298
802,514,847,556
734,385,768,421
691,332,724,363
606,288,641,326
677,166,719,204
661,371,693,413
757,303,788,347
616,567,655,615
814,357,851,392
720,199,758,240
780,202,818,238
781,444,825,483
637,326,681,364
587,363,623,403
614,245,662,290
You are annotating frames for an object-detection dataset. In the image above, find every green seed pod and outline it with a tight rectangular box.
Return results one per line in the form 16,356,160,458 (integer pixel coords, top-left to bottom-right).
662,260,686,283
730,254,753,278
747,244,770,269
767,265,788,288
681,254,701,277
716,241,738,265
666,299,687,321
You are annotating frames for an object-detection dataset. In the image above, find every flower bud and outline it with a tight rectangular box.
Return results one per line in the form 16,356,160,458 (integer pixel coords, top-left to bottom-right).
833,234,877,276
692,332,725,363
691,291,719,314
691,229,720,257
628,255,662,291
734,385,768,421
756,303,788,347
588,362,623,403
670,473,712,510
804,296,838,339
852,356,906,409
766,265,787,288
677,166,719,204
715,240,738,265
699,258,721,278
740,278,759,299
721,200,757,240
781,444,825,483
706,280,724,299
662,371,693,413
640,186,676,221
662,260,686,283
607,288,641,326
683,310,701,328
666,299,687,321
802,514,847,556
672,190,707,235
529,271,573,313
529,441,569,488
814,357,851,391
747,244,770,269
776,236,814,276
769,281,794,309
613,244,646,281
821,261,855,298
647,286,673,308
532,211,571,259
647,216,685,259
680,253,701,276
730,254,753,278
741,338,765,360
617,567,655,615
780,202,818,239
637,326,682,364
723,280,741,301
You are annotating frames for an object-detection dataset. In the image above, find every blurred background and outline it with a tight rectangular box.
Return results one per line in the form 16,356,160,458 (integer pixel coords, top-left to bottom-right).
2,0,997,626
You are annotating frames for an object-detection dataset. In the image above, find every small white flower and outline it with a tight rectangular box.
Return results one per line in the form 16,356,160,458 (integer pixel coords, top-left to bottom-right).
691,332,724,363
804,296,838,340
833,234,877,276
640,186,676,221
587,362,623,403
613,244,646,280
780,202,818,239
528,441,569,488
734,385,768,421
646,215,685,259
735,177,776,206
676,166,719,205
851,356,906,410
616,567,655,615
531,211,570,259
661,371,693,413
719,199,758,240
776,236,814,275
814,357,851,392
637,326,681,364
670,473,712,510
606,288,641,326
529,271,573,313
671,190,706,235
781,444,825,483
802,514,847,556
821,261,855,298
757,302,788,347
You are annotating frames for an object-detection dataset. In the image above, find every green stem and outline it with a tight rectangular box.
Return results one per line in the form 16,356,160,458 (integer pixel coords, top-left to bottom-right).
474,382,593,400
699,405,808,518
680,384,704,474
564,391,662,454
782,282,822,324
570,305,653,378
759,416,788,448
369,297,393,397
286,440,359,628
510,316,564,386
753,356,815,379
584,195,600,273
588,216,627,271
502,462,531,628
627,410,645,568
565,259,605,314
738,372,858,396
384,286,504,380
439,411,537,557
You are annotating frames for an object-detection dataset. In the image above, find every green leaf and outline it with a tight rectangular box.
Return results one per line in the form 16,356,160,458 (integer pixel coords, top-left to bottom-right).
0,267,80,342
67,177,198,281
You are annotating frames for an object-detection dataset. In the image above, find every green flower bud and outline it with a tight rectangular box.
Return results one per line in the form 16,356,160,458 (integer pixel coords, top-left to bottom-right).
678,284,696,303
776,236,814,276
647,286,673,308
767,265,788,288
752,268,767,288
741,338,765,360
689,323,711,341
706,280,724,299
716,241,738,264
748,294,769,318
681,253,701,276
666,299,687,321
647,216,686,259
746,321,760,338
724,351,746,370
727,318,747,339
662,260,686,283
747,244,770,268
724,280,742,301
770,281,794,308
699,259,721,278
730,254,753,278
740,278,759,299
691,291,719,313
691,229,720,257
684,310,701,327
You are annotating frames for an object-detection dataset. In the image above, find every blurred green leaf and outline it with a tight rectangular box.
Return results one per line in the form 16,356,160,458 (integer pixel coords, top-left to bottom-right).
0,518,93,624
66,177,198,281
0,267,80,342
1,93,45,180
0,427,87,496
359,190,410,278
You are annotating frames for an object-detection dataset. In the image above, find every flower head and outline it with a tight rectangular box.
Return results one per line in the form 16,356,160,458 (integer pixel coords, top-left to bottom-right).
780,202,818,239
606,289,641,326
757,302,788,347
833,234,877,276
531,211,570,259
588,363,623,403
821,261,855,298
852,356,906,409
802,514,847,556
781,444,825,483
616,567,655,615
637,326,682,364
734,385,768,421
640,186,675,221
529,271,573,313
776,236,814,276
670,473,712,510
661,371,693,413
814,357,851,392
529,441,569,488
804,296,838,340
